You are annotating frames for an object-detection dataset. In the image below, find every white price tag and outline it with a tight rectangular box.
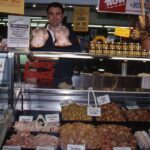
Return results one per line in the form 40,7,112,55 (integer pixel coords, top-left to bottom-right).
126,105,139,110
45,114,60,123
36,146,55,150
87,107,101,116
67,144,85,150
19,116,33,122
97,95,110,106
113,147,131,150
0,114,4,120
3,146,21,150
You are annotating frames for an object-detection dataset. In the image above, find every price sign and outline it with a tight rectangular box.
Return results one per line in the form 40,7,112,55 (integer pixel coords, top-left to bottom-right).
19,116,33,122
3,146,21,150
126,105,139,110
97,95,110,105
87,107,101,116
36,146,55,150
67,144,85,150
45,114,60,123
114,27,130,38
113,147,131,150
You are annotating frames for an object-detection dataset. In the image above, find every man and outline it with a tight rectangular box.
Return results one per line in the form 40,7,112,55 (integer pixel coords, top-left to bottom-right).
30,2,81,88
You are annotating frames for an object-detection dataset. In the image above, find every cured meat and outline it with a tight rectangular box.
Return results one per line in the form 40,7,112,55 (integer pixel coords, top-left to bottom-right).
13,121,60,133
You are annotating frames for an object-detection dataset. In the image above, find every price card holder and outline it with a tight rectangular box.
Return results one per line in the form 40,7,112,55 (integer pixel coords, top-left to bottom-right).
3,146,21,150
67,144,85,150
87,107,101,116
97,94,110,106
19,116,33,122
45,114,60,123
113,147,131,150
36,146,55,150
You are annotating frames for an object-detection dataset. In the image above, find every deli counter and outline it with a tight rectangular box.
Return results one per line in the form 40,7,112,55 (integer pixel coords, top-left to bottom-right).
0,51,150,150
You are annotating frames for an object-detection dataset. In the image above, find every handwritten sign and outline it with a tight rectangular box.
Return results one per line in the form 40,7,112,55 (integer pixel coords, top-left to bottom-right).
87,107,101,116
19,116,33,122
3,146,21,150
67,144,85,150
114,27,130,38
45,114,60,123
73,7,89,32
0,0,24,14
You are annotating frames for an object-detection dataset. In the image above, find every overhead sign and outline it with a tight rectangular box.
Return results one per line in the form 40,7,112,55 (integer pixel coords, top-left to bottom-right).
73,7,90,32
7,15,30,48
0,0,24,15
97,0,141,15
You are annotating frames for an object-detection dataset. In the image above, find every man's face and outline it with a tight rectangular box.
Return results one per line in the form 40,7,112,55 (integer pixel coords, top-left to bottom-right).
48,6,64,27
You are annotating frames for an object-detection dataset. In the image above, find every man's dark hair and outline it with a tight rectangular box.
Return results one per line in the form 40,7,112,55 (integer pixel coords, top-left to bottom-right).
47,2,64,14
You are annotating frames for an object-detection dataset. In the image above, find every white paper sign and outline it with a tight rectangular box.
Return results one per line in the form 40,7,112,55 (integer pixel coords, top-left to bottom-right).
67,144,85,150
141,76,150,89
19,116,33,122
7,15,30,48
3,146,21,150
36,146,55,150
0,58,6,84
113,147,131,150
125,0,141,15
87,107,101,116
97,94,110,105
126,105,139,110
45,114,60,123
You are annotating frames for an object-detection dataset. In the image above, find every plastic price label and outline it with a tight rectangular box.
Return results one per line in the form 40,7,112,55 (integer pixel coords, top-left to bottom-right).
97,95,110,105
67,144,85,150
45,114,60,123
113,147,131,150
87,107,101,116
36,146,55,150
19,116,33,122
3,146,21,150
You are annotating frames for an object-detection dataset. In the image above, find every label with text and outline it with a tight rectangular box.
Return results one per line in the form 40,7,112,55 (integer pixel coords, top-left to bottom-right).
97,94,110,105
19,116,33,122
67,144,85,150
3,146,21,150
87,107,101,116
113,147,131,150
45,114,60,123
36,146,55,150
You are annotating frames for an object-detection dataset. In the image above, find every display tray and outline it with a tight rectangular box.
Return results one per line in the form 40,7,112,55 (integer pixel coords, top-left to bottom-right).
1,110,149,150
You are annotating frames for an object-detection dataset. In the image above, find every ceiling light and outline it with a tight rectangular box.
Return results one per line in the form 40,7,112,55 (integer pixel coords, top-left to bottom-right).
32,4,37,8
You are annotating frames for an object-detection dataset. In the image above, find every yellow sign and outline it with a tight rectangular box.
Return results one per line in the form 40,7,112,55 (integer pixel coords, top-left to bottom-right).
114,27,130,38
73,7,89,32
0,0,24,15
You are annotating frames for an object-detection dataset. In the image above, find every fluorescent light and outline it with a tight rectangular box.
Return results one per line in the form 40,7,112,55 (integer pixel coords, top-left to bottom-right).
33,52,93,59
110,57,150,62
32,19,48,22
98,69,105,72
30,17,42,19
72,24,103,28
104,25,130,29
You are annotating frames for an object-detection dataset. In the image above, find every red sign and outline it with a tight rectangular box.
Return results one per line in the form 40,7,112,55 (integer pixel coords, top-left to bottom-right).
98,0,126,13
24,61,55,87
